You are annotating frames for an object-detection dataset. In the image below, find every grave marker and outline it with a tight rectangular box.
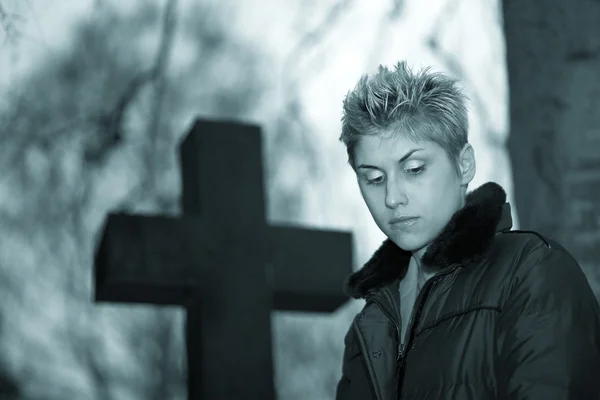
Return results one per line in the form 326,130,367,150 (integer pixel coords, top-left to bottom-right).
94,119,353,399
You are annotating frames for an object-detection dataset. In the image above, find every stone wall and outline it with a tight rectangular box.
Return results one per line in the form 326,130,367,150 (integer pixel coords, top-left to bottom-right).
503,0,600,297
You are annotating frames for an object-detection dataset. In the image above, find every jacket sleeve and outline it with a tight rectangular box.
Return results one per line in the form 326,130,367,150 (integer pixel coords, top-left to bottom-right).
335,318,373,400
496,241,600,399
335,325,353,400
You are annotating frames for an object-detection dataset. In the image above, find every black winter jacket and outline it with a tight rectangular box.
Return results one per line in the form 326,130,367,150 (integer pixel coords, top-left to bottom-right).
336,182,600,400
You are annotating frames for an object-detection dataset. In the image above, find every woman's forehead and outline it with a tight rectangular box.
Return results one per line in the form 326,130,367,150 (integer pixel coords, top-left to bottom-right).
355,134,438,155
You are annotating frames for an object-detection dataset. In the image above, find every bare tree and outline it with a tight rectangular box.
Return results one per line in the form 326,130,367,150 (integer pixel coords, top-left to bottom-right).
0,1,23,46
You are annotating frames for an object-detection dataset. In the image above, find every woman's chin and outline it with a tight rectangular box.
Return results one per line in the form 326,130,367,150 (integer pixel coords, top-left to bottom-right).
388,234,429,254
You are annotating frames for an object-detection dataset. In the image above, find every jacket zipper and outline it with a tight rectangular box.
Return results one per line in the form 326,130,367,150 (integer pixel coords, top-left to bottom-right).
396,264,460,396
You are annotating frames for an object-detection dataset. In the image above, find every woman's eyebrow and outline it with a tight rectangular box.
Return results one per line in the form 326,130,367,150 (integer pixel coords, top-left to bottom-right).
356,148,424,170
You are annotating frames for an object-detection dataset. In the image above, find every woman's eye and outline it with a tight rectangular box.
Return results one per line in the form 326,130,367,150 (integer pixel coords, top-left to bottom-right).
365,175,384,185
405,165,425,175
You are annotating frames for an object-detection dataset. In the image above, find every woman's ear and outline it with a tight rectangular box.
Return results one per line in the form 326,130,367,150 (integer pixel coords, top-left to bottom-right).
458,143,476,185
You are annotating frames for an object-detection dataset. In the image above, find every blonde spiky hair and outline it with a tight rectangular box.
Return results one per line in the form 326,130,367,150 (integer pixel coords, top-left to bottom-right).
340,61,469,172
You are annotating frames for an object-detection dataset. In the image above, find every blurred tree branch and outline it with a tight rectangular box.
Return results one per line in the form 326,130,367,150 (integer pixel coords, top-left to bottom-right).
284,0,356,81
426,0,504,147
388,0,405,20
86,0,178,164
0,0,24,46
101,0,180,218
145,0,177,179
274,0,358,182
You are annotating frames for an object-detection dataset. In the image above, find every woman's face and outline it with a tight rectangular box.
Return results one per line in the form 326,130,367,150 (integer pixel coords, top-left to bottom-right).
354,133,475,259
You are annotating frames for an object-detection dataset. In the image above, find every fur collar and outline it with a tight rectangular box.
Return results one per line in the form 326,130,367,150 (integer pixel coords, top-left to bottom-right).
345,182,512,299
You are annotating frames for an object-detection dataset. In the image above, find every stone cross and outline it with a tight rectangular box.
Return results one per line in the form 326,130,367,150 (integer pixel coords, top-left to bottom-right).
93,119,353,399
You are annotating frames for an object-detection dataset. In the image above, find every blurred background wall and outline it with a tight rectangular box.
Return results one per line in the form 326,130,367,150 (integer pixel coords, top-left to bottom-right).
0,0,597,399
503,0,600,291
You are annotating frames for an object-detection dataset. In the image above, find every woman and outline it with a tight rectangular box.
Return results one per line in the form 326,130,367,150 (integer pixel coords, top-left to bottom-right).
335,61,600,399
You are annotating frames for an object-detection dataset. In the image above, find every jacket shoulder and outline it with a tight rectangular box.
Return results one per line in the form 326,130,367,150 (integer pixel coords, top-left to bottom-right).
494,229,596,302
497,229,551,248
498,229,584,265
494,229,575,260
489,229,591,291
